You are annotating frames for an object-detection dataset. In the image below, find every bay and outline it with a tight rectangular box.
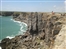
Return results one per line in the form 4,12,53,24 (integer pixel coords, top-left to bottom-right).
0,16,27,40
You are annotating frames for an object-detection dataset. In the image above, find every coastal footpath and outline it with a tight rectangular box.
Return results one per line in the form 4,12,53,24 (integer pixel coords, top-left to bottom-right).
0,12,66,49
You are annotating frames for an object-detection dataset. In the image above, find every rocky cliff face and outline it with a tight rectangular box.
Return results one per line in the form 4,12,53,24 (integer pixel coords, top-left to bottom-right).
0,11,14,16
52,24,66,49
0,12,65,49
13,12,62,34
13,12,63,48
52,17,66,49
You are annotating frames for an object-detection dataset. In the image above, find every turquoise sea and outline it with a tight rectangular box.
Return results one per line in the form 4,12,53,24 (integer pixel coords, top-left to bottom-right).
0,16,27,40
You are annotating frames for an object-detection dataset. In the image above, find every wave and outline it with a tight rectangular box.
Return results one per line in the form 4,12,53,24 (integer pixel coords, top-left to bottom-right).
6,36,15,39
11,19,21,24
0,47,2,49
0,40,1,49
10,19,27,35
11,19,27,26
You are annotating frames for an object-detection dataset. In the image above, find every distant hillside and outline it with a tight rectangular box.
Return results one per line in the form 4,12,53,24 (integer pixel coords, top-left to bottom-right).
0,11,29,16
0,11,14,16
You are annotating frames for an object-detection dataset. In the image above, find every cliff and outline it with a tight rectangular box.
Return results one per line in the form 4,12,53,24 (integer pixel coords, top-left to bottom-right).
52,17,66,49
0,11,14,16
0,12,66,49
13,12,62,36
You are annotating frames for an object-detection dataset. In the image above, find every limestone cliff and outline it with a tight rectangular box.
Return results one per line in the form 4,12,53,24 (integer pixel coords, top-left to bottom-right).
0,12,66,49
52,17,66,49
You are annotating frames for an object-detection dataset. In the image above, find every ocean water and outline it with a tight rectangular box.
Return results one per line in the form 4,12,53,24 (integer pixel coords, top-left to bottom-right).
0,16,27,40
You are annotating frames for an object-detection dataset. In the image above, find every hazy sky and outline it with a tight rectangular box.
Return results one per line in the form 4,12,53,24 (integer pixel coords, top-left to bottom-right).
0,0,66,12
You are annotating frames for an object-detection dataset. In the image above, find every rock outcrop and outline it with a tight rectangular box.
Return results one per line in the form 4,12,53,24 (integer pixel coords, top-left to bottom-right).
0,12,65,49
52,17,66,49
0,11,13,16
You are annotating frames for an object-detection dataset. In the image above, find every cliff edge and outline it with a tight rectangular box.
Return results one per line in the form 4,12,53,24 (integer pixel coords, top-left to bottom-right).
0,12,66,49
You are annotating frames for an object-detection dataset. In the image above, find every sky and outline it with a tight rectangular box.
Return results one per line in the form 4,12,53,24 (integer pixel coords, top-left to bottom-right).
0,0,66,12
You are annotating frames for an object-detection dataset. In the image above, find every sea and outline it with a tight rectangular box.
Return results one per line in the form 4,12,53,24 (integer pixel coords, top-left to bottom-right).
0,16,27,40
0,16,28,49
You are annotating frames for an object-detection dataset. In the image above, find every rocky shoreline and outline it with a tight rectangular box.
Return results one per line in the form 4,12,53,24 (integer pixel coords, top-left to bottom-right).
0,12,66,49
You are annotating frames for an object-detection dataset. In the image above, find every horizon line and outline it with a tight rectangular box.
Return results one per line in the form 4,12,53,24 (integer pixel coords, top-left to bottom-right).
0,11,65,13
1,1,64,2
